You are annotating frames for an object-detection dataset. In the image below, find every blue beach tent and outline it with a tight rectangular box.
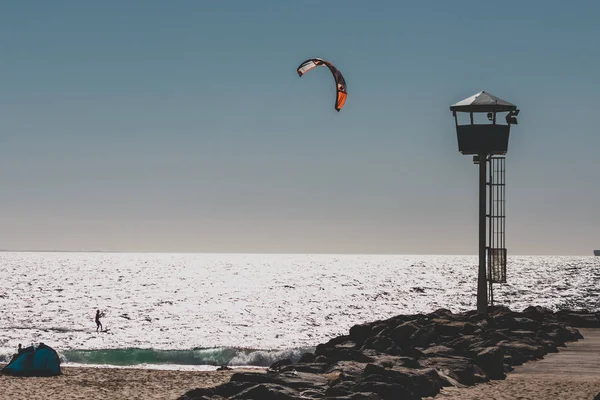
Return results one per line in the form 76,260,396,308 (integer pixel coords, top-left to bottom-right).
2,343,61,376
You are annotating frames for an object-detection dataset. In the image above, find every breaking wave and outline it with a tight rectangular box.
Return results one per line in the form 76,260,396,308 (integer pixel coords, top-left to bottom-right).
59,347,314,367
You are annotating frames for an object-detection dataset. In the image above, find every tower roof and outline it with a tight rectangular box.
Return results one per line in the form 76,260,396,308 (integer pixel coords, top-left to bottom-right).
450,91,517,113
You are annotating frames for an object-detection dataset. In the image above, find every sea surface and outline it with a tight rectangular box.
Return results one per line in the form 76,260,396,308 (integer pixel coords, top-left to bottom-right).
1,252,598,370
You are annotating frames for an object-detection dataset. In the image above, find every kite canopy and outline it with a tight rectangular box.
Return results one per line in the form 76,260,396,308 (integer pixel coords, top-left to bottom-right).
297,58,347,111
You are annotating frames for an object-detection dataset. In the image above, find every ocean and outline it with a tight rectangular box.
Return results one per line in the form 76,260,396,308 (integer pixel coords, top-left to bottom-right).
1,252,598,370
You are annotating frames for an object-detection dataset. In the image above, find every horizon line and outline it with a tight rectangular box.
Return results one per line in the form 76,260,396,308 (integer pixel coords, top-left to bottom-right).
0,249,595,257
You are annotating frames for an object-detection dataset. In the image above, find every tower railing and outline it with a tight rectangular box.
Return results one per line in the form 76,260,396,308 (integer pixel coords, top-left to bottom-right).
487,156,506,305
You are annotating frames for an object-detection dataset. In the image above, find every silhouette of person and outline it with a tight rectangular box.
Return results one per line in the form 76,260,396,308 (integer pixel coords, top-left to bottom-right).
95,310,104,332
11,344,23,362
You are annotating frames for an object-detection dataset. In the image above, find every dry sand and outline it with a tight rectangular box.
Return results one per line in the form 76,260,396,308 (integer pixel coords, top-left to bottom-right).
0,367,260,400
430,328,600,400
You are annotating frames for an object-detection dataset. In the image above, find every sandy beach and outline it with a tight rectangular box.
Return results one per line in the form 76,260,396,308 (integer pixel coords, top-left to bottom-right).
0,366,259,400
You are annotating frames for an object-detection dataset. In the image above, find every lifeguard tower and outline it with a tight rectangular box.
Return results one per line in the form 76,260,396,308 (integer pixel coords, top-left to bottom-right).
450,91,520,315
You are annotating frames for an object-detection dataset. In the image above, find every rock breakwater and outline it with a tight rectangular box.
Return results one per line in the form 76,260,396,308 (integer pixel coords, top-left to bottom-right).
179,306,600,399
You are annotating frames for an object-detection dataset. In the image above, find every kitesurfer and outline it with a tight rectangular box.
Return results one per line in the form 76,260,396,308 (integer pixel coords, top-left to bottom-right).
95,309,104,332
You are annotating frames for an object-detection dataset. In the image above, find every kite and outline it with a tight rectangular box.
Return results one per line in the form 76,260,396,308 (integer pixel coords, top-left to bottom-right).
297,58,347,111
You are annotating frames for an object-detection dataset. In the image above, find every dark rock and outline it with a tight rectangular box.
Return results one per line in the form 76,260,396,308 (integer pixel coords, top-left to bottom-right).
361,336,395,353
445,335,479,352
390,322,419,346
472,364,489,383
475,346,505,379
299,389,326,398
325,381,359,397
316,347,374,363
431,308,454,318
522,305,553,321
513,317,541,331
216,365,232,371
422,345,456,357
489,305,513,316
539,340,559,353
411,368,444,397
230,371,329,391
567,327,584,340
556,311,600,328
362,364,440,398
398,346,424,359
545,326,572,344
270,359,293,370
491,315,517,330
351,381,416,400
523,305,553,315
325,382,381,399
420,356,475,386
326,361,369,381
229,383,302,399
410,325,438,348
371,355,419,369
178,381,257,399
371,323,390,337
431,319,473,337
323,335,354,348
298,352,317,363
279,363,328,374
315,355,334,365
177,388,215,400
335,341,358,350
326,394,381,400
349,323,375,346
497,341,546,360
511,330,537,338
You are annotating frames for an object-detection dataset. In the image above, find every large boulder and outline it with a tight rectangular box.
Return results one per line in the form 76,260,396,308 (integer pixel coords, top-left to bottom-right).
349,323,376,346
361,363,441,398
390,321,420,347
326,361,370,381
419,356,476,386
475,346,505,379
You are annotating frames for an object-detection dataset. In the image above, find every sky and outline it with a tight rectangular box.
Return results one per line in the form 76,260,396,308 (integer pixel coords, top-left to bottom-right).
0,1,599,255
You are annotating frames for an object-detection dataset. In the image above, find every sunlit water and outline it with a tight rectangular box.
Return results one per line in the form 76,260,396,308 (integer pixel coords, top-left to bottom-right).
1,252,598,369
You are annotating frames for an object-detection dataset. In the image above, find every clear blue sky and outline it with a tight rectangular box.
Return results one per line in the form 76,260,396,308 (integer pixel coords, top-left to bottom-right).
0,1,598,255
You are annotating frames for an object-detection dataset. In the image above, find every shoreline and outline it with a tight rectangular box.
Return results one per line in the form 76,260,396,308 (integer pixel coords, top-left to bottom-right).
3,307,600,399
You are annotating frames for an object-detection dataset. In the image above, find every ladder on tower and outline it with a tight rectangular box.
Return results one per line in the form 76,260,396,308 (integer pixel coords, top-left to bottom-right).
487,156,506,306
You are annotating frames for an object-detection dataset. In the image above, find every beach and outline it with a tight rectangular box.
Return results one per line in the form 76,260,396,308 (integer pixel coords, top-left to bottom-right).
0,366,259,400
